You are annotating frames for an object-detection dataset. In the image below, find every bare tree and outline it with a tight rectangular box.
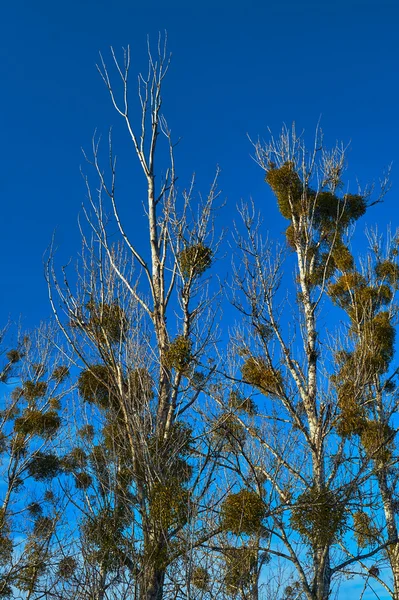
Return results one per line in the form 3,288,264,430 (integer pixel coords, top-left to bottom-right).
228,125,391,600
0,324,70,599
328,226,399,598
47,36,222,600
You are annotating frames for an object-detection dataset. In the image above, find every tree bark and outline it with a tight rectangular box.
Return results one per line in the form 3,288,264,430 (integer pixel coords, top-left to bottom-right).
140,563,166,600
376,469,399,598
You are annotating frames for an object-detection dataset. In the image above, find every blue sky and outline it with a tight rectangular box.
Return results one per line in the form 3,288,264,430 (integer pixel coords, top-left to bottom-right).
1,0,398,329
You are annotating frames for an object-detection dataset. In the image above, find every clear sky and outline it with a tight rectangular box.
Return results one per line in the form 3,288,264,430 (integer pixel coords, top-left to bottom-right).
0,2,398,596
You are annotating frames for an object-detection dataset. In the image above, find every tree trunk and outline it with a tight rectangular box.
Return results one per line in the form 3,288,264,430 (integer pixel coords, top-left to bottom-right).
140,564,165,600
249,580,259,600
391,549,399,600
91,561,107,600
377,469,399,599
312,549,331,600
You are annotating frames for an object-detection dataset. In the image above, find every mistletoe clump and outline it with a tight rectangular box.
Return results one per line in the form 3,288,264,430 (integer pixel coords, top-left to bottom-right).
362,285,393,313
266,162,303,219
0,432,7,454
33,516,54,539
78,364,116,409
22,381,48,402
375,259,399,287
290,485,346,546
85,301,129,344
266,162,366,235
0,582,12,598
329,274,392,324
283,582,304,600
57,556,77,580
228,390,257,415
220,489,265,535
331,242,354,272
15,409,61,439
256,322,274,342
312,191,342,230
10,433,26,458
223,547,257,594
341,193,367,222
213,414,246,453
179,243,213,279
78,424,95,440
361,311,396,374
360,420,395,464
241,357,283,396
0,534,12,567
49,397,61,410
336,397,366,438
332,369,367,438
27,452,61,481
313,192,366,233
27,503,43,517
128,368,154,404
83,507,127,570
149,480,190,530
308,251,337,286
164,336,192,373
329,272,367,311
102,419,131,460
89,445,108,476
66,447,87,470
165,420,194,454
74,472,93,490
285,224,297,249
353,511,379,548
333,312,395,401
51,365,69,382
192,566,210,591
6,349,21,364
14,542,48,592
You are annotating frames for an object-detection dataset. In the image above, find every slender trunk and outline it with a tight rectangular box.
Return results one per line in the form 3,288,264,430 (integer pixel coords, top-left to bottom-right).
296,222,332,600
391,550,399,600
146,569,165,600
95,563,106,600
139,527,167,600
312,549,331,600
140,561,166,600
377,469,399,599
147,176,172,434
249,577,259,600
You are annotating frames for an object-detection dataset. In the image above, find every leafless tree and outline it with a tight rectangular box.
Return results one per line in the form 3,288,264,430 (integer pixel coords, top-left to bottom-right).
328,226,399,598
47,36,222,600
228,125,391,600
0,323,70,599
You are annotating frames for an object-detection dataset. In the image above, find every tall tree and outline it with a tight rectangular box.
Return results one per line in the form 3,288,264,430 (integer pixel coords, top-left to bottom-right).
230,125,391,600
329,227,399,598
47,37,221,600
